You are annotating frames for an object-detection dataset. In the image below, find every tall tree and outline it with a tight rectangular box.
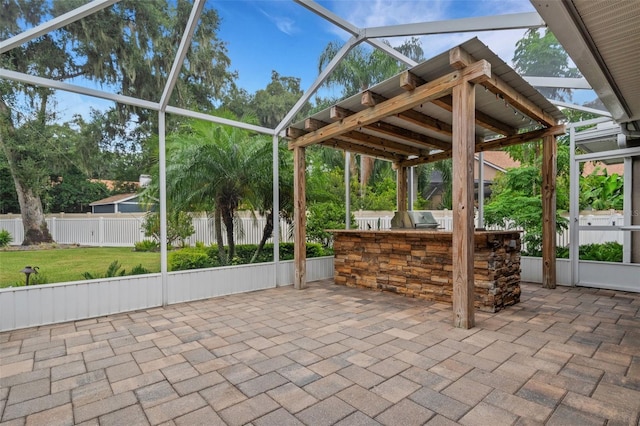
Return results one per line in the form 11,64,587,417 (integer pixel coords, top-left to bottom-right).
248,140,294,263
513,29,581,102
144,115,269,264
0,0,236,244
318,37,424,98
223,71,310,129
317,38,424,195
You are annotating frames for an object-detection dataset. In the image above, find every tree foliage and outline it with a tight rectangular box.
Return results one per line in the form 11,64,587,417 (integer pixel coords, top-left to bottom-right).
580,168,623,210
142,211,195,248
1,0,235,244
512,29,581,101
45,167,110,213
141,115,272,264
306,202,357,247
318,37,424,98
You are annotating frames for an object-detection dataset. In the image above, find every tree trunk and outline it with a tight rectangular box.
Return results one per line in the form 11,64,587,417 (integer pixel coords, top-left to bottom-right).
0,98,53,245
14,177,53,245
214,208,226,264
360,155,375,198
251,211,274,263
221,207,235,262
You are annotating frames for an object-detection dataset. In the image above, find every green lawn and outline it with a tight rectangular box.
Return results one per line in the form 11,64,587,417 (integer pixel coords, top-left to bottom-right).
0,247,160,288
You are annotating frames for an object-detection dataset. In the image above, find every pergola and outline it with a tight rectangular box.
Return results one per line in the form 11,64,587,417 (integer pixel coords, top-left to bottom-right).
285,38,565,328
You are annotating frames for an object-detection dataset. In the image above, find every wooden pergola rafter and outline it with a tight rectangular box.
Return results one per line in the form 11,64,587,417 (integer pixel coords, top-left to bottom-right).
286,44,565,329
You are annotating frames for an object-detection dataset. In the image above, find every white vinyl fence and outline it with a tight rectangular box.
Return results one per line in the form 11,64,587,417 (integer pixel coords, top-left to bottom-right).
354,212,624,248
0,215,295,247
0,211,624,248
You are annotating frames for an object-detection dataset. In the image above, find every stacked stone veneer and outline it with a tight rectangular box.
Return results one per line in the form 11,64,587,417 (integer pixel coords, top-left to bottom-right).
332,230,521,313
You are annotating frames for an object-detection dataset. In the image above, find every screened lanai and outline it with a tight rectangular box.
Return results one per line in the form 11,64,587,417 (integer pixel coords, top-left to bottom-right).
1,0,639,332
1,2,640,425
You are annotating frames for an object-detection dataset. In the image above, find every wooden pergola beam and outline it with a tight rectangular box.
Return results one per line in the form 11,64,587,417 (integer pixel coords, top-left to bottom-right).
320,139,406,162
362,90,454,138
431,96,518,136
364,121,451,150
401,71,518,136
542,134,557,288
336,133,427,157
306,116,431,157
398,124,566,167
293,146,306,290
396,165,408,212
288,60,491,150
327,102,452,151
451,62,476,330
450,46,558,127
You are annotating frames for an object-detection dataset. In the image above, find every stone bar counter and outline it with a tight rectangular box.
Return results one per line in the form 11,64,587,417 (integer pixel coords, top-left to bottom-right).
330,229,522,313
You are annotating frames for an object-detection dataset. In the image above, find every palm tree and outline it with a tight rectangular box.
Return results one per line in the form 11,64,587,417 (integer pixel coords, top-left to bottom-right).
159,115,268,263
247,140,295,263
317,38,425,196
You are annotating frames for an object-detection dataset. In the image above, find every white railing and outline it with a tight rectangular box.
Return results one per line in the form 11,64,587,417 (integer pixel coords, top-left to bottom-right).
0,256,335,332
0,211,625,248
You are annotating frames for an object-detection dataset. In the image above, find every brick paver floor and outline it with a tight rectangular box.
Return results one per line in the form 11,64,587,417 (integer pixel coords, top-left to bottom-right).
1,281,639,425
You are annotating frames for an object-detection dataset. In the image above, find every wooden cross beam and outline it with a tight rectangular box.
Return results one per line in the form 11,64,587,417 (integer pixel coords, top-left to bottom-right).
287,60,491,150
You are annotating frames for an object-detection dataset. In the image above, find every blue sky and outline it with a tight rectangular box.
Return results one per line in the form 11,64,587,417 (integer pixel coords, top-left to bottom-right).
215,0,538,94
55,0,596,121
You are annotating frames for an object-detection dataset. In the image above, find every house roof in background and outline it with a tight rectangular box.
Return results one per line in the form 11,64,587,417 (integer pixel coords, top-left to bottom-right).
479,151,520,171
90,193,138,206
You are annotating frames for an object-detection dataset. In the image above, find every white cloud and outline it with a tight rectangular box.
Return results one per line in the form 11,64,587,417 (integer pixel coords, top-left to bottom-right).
322,0,535,63
259,8,299,35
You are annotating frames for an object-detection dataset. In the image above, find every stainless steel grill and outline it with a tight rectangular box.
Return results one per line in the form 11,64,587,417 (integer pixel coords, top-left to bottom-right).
390,211,440,229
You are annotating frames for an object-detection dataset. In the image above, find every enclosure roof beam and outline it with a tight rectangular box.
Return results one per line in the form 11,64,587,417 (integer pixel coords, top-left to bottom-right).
398,124,566,167
0,0,120,54
164,106,273,135
293,0,418,68
575,146,640,163
362,12,545,38
0,68,274,136
523,76,591,90
159,0,204,111
275,34,364,134
565,117,613,129
0,68,159,111
551,100,612,118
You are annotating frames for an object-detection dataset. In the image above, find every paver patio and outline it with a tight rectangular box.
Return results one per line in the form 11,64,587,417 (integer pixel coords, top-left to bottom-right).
1,280,639,425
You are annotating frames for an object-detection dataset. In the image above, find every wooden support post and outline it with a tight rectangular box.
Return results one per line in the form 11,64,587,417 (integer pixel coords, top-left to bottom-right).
294,146,307,289
396,165,408,211
542,135,557,289
452,80,476,329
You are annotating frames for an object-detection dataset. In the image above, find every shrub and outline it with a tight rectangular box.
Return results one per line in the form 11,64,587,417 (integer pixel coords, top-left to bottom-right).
306,202,357,247
82,260,126,280
28,273,49,285
556,242,622,262
82,260,152,280
143,211,195,248
0,229,12,247
169,242,333,271
129,264,152,275
134,239,159,252
168,248,215,271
